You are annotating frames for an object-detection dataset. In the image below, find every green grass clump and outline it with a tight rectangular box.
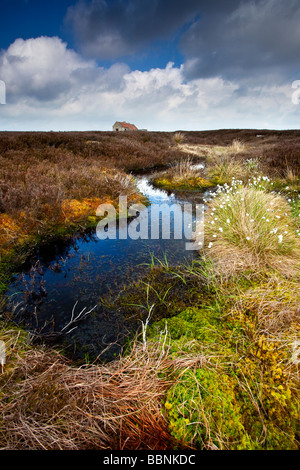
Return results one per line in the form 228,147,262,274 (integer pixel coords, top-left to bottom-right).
271,178,300,194
174,132,185,144
207,157,247,184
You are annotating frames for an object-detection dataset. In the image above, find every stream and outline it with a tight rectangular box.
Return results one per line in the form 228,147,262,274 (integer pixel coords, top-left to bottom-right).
6,177,209,361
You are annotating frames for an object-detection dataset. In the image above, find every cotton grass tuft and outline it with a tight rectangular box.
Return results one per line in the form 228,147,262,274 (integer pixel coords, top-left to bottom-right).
202,182,300,276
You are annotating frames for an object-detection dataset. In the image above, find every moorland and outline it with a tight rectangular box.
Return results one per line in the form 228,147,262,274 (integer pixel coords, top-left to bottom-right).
0,129,299,450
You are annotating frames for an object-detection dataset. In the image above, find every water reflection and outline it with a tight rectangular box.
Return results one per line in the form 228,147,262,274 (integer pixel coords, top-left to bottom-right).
6,178,206,360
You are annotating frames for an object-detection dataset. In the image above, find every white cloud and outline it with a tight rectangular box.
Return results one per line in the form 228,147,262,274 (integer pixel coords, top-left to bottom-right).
123,62,184,97
0,36,95,102
0,36,299,131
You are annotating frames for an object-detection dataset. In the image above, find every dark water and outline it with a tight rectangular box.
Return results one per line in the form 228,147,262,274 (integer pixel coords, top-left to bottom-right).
6,178,207,361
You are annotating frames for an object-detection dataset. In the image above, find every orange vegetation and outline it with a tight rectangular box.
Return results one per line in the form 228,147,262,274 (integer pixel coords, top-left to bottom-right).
0,214,25,256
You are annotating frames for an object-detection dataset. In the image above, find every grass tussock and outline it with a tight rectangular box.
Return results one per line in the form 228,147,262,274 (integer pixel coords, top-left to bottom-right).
230,139,246,154
286,167,298,182
207,155,251,184
203,180,300,276
152,158,215,191
174,132,185,144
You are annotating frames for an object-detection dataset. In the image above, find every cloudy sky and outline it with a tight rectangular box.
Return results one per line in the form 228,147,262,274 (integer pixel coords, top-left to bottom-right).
0,0,300,131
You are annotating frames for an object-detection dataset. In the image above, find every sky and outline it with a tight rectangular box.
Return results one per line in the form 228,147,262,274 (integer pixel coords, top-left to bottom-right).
0,0,300,131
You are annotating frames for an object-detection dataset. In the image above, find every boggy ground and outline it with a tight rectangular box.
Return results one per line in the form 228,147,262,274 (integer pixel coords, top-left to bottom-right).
0,131,185,291
0,129,300,450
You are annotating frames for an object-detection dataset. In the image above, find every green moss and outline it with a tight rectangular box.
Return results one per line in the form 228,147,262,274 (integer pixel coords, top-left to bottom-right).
152,306,220,346
209,176,226,186
0,260,13,294
166,368,248,449
153,176,216,192
163,333,299,450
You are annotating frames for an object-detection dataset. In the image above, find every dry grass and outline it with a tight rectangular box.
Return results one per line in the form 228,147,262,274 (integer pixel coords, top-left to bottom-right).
286,167,298,182
230,139,246,154
178,143,215,159
0,335,178,450
172,158,203,180
233,276,300,338
0,321,209,450
174,132,185,144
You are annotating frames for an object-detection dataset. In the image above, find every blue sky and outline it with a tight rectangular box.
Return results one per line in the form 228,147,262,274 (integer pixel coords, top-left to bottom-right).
0,0,184,69
0,1,74,48
0,0,300,131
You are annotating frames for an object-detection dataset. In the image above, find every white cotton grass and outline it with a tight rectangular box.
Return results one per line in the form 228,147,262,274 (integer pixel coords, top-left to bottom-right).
200,178,300,276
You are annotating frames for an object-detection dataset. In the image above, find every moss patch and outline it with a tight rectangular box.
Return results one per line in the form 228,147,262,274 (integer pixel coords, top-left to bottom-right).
153,176,217,192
